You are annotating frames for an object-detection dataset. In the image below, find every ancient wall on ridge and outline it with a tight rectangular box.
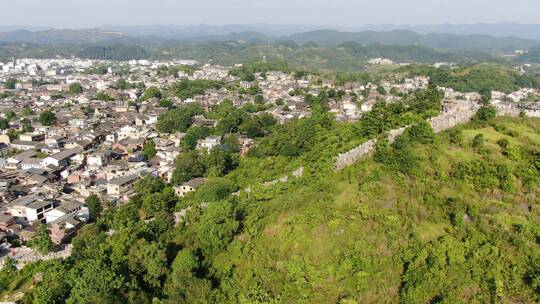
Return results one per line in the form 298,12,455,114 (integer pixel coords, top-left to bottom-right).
334,100,478,171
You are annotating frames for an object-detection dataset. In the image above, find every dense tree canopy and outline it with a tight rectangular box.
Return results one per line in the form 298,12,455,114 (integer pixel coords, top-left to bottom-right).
68,82,84,94
38,110,57,126
156,104,203,134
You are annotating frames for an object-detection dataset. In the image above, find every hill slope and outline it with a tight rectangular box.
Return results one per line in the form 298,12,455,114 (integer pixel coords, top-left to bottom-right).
211,116,540,303
2,116,538,303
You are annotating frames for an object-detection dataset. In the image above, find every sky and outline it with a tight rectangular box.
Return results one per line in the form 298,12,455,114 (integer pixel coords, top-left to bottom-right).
3,0,540,28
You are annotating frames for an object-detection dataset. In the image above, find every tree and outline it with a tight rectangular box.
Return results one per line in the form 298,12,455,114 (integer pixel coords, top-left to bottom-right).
4,111,16,121
33,261,70,304
191,199,239,256
165,249,212,303
2,257,17,274
141,86,162,101
182,126,209,150
22,106,34,116
254,94,264,104
39,110,57,126
156,105,203,134
116,78,128,90
66,257,125,304
172,151,206,185
221,134,240,153
3,78,16,89
362,87,372,99
21,118,34,132
127,239,167,288
96,91,114,101
83,106,95,116
142,139,157,159
30,223,54,254
203,148,239,177
241,119,264,138
193,178,237,202
407,121,435,144
0,118,8,130
216,110,245,135
158,98,173,109
85,194,103,221
356,101,392,137
479,87,492,105
449,129,463,145
69,82,84,94
473,106,496,124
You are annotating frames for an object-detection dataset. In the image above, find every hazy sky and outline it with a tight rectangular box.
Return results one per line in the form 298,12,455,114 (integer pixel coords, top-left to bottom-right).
4,0,540,28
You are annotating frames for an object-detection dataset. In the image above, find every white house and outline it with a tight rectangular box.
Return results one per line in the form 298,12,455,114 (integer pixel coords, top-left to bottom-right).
174,178,206,197
196,136,221,151
44,201,89,223
20,158,45,170
6,196,55,222
43,148,79,167
117,125,140,140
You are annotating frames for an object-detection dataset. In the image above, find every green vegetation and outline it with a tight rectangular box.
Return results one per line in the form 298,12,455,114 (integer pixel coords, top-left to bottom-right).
169,79,224,100
229,61,289,81
84,194,103,222
10,115,538,304
141,86,161,101
0,118,8,130
155,104,203,133
0,40,500,72
28,224,54,254
96,91,114,101
4,111,16,121
142,139,157,160
68,82,83,94
3,78,17,89
429,64,540,93
38,110,57,126
76,44,150,61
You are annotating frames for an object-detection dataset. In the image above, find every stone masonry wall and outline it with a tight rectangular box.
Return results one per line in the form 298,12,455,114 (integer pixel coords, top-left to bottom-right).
334,101,478,171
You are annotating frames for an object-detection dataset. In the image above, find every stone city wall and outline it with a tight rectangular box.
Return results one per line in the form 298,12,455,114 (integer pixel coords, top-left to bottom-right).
494,102,540,118
334,101,478,171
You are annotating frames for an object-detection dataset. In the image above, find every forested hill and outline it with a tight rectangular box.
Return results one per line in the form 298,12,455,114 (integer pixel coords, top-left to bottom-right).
3,111,539,302
0,41,499,71
1,27,540,68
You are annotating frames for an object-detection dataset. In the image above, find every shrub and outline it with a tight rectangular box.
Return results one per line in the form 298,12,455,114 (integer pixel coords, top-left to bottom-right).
472,106,496,125
449,129,463,145
472,133,485,148
407,121,435,144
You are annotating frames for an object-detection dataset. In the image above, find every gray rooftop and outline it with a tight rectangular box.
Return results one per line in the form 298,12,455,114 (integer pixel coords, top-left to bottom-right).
109,174,139,186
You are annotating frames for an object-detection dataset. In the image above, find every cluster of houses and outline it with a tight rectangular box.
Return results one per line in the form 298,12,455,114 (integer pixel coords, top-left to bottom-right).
0,56,482,253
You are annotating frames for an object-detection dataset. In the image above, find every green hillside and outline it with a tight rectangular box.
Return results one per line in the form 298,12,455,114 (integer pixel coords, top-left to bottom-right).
3,116,539,303
219,117,540,303
0,41,499,70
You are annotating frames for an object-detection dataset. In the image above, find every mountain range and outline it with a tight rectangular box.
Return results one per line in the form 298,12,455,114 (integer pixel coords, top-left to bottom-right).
0,27,539,53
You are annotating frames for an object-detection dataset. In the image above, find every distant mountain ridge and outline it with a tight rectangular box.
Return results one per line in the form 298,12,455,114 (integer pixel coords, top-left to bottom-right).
96,23,540,40
0,27,537,52
358,22,540,40
0,29,141,45
285,29,539,51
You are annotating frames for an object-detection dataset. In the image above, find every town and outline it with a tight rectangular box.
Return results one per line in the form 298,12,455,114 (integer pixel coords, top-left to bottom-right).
0,56,539,268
